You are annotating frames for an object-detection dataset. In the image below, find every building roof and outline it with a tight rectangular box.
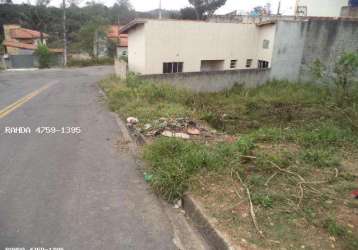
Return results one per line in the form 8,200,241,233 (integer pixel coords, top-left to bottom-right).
3,40,63,53
3,40,36,50
10,28,49,39
119,19,147,34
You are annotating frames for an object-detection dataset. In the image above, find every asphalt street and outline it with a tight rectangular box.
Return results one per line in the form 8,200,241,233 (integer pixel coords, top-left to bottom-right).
0,67,177,250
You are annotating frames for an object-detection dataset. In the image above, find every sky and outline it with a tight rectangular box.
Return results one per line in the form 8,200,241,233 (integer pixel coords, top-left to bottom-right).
12,0,297,15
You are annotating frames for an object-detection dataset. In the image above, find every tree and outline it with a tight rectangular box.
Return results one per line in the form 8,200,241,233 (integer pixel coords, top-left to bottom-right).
180,7,197,20
110,0,135,24
188,0,227,20
334,52,358,103
310,52,358,106
75,18,107,56
24,0,52,43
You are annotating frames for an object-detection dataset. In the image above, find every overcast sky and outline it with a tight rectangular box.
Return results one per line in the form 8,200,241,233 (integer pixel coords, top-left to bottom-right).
12,0,297,15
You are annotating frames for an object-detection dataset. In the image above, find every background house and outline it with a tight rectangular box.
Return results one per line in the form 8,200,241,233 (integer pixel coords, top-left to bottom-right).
1,24,63,68
2,24,49,55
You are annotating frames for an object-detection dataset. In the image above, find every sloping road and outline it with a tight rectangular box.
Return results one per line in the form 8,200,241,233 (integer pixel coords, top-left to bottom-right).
0,67,176,250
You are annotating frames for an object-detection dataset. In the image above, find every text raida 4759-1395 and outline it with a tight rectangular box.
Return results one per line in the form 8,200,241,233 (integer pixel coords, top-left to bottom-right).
3,127,81,135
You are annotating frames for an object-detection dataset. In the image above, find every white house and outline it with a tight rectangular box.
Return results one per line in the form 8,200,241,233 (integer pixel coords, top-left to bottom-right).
120,19,276,75
295,0,348,17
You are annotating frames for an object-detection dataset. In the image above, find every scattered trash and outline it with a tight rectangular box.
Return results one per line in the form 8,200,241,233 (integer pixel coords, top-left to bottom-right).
187,127,200,135
127,117,139,125
352,189,358,199
174,199,182,209
144,124,152,130
162,131,190,139
144,172,153,182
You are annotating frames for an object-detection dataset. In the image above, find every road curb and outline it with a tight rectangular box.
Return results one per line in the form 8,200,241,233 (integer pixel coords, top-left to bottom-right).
182,194,236,250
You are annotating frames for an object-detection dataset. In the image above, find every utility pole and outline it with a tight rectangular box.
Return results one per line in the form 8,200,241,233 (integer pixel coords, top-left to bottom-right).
158,0,162,19
63,0,67,66
277,1,281,15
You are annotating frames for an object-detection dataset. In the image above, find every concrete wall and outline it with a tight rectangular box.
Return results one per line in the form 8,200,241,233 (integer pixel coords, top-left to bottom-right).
296,0,348,17
114,59,128,78
139,68,270,93
128,24,146,74
128,20,276,75
270,19,358,82
270,21,307,81
256,24,276,66
299,19,358,81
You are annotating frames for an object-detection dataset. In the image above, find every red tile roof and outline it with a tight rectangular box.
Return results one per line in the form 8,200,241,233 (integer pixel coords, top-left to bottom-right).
3,40,63,53
3,40,36,50
10,28,49,39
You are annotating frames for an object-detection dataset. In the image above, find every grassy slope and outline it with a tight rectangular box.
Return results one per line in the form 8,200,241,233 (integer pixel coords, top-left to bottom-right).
100,76,358,250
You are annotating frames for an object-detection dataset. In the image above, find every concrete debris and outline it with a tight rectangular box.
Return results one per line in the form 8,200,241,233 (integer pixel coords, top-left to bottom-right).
127,117,139,125
187,127,201,135
162,131,190,139
174,199,182,209
144,124,152,130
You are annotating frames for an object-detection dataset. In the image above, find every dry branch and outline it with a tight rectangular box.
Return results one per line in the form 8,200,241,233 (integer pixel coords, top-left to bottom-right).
232,169,265,238
265,172,278,186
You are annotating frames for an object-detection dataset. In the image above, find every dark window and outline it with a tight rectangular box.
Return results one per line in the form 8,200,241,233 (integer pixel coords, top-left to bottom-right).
246,59,253,68
163,62,184,74
230,60,237,69
258,60,269,69
178,62,183,72
263,39,270,49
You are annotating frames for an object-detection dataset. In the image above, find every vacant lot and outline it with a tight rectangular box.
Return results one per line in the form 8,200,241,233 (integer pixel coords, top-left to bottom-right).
100,75,358,250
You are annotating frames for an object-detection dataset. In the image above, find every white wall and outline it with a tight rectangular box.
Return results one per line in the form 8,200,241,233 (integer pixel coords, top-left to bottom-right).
296,0,348,17
256,24,276,67
128,20,276,75
128,25,146,74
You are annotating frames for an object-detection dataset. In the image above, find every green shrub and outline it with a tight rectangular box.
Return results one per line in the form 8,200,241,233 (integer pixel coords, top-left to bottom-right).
251,193,273,208
35,44,51,68
296,122,356,147
299,148,340,168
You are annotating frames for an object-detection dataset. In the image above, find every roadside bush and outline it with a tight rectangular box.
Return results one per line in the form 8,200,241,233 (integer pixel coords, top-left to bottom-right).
310,52,358,106
35,44,51,68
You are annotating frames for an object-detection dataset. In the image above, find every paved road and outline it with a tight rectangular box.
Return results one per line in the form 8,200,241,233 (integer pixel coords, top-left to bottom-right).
0,67,176,250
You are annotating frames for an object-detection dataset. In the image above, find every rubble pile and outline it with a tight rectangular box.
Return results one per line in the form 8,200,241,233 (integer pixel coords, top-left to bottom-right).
126,116,239,143
127,117,219,140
